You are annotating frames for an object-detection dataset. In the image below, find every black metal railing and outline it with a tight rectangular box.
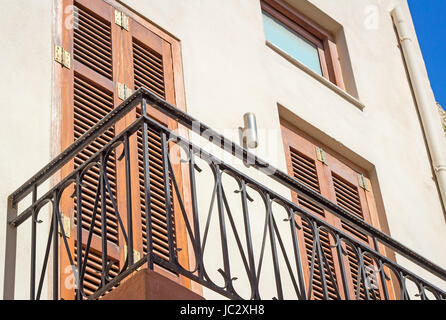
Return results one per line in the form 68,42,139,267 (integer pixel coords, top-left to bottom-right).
4,88,446,300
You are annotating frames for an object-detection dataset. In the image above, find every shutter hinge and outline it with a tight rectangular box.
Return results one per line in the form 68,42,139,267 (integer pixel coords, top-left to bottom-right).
118,83,132,100
124,246,141,269
54,45,71,69
358,173,370,191
58,213,71,238
315,146,327,165
114,10,129,31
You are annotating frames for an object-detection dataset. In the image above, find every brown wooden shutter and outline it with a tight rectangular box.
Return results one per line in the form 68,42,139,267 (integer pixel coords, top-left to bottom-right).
132,36,176,260
59,0,190,299
281,120,387,300
290,149,339,300
124,18,186,274
281,123,345,300
328,165,383,300
59,0,123,300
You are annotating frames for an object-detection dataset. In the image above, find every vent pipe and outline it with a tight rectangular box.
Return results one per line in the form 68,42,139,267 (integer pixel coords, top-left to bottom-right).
392,6,446,212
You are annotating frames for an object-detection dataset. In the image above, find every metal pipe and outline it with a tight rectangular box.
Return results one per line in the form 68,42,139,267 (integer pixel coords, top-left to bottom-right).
392,6,446,212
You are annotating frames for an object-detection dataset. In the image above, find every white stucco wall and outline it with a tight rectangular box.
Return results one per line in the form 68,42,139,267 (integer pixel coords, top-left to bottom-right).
1,0,445,299
0,0,53,299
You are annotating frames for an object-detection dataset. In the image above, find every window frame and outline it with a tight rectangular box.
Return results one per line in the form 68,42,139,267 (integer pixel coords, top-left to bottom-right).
261,0,345,89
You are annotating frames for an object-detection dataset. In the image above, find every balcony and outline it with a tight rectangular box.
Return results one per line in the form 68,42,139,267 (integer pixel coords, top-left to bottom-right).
4,88,446,300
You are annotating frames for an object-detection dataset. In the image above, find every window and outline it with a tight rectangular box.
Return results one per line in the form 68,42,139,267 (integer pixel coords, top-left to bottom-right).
281,120,393,300
262,12,323,75
261,0,345,89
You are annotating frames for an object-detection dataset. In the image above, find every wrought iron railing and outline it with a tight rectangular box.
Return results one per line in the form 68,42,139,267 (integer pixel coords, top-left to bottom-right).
4,88,446,300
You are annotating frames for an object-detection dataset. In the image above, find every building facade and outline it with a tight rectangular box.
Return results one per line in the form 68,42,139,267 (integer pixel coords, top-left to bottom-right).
1,0,446,300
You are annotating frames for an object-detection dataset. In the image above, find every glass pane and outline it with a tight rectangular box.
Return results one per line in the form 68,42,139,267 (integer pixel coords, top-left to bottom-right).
262,12,323,76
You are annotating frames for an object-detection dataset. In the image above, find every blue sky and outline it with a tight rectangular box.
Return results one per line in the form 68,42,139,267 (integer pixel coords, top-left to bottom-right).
408,0,446,110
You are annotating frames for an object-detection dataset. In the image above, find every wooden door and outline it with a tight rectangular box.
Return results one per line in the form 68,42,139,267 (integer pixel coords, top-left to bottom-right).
58,0,189,299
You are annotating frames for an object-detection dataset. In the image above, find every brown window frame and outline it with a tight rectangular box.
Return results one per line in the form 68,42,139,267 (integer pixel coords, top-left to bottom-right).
261,0,345,89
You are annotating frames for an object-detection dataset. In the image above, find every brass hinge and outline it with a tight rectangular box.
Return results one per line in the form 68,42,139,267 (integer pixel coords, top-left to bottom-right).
58,214,71,238
315,146,327,165
54,45,71,69
358,173,370,191
118,83,132,100
114,10,129,31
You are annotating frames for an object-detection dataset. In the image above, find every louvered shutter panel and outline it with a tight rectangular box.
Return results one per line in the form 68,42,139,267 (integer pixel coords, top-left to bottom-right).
73,74,119,245
73,1,121,298
60,0,189,299
332,174,368,243
131,34,177,263
133,39,166,99
72,1,121,298
59,0,123,299
289,148,339,300
331,173,382,300
73,2,113,80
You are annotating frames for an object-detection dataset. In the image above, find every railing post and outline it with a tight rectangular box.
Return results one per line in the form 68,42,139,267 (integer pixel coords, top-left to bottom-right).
215,166,233,292
312,221,328,300
76,171,83,300
161,132,175,262
100,152,108,287
188,147,203,281
240,179,259,299
30,186,37,300
3,197,17,299
266,194,283,300
288,209,307,300
141,99,154,270
52,191,59,300
124,133,134,266
335,234,350,300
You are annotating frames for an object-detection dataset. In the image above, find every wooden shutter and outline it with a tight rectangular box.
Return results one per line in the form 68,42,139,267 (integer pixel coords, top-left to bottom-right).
59,0,122,300
131,35,177,260
282,123,345,300
281,120,387,300
326,154,384,300
120,17,190,281
59,0,190,299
